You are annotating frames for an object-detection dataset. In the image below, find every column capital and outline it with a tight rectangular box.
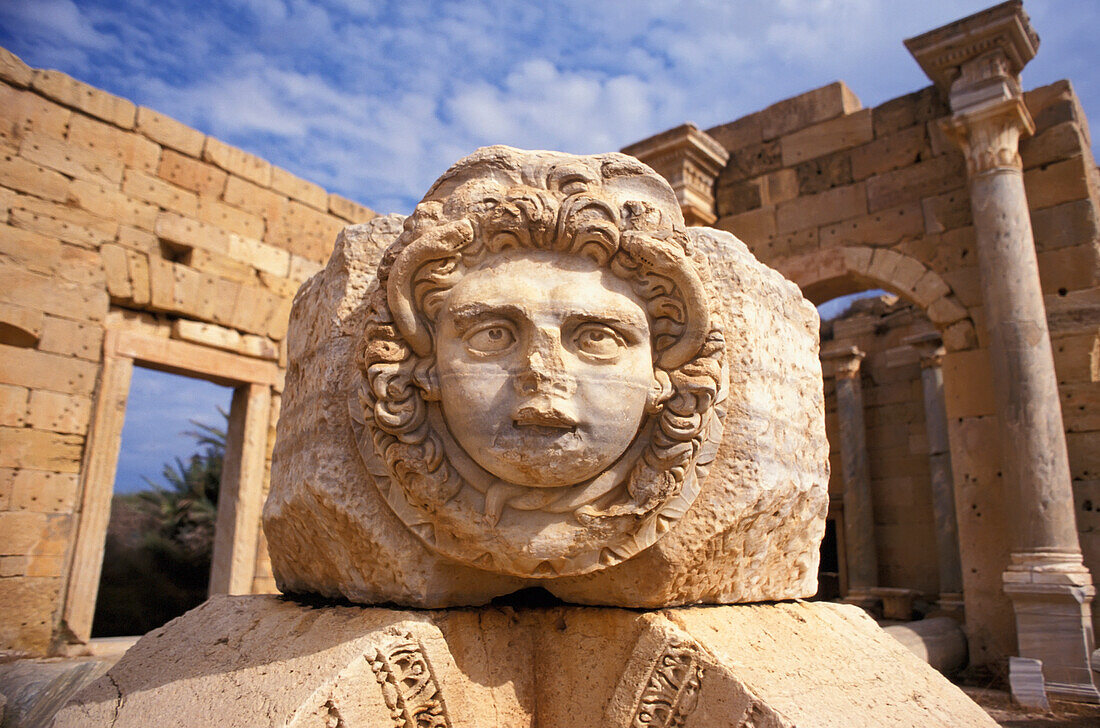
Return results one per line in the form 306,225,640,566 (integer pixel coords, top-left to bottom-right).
940,97,1034,176
622,123,729,226
903,331,946,369
821,345,865,380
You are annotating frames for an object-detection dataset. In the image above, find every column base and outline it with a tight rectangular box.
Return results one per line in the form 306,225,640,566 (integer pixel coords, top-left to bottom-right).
1003,552,1100,704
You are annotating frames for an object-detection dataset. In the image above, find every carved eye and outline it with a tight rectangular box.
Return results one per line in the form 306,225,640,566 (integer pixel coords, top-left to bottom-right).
573,324,626,360
465,324,516,355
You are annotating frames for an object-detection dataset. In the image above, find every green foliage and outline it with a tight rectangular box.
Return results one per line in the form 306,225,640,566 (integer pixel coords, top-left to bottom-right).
92,414,227,638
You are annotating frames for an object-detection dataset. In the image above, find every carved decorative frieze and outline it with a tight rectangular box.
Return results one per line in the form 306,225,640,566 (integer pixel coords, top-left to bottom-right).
630,639,706,728
370,632,452,728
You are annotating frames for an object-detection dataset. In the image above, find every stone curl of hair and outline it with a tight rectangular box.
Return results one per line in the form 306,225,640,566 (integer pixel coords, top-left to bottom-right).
357,154,726,525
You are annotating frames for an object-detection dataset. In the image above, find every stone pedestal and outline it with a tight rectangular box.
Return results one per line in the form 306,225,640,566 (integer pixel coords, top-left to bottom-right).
52,595,998,727
906,2,1099,701
822,346,878,607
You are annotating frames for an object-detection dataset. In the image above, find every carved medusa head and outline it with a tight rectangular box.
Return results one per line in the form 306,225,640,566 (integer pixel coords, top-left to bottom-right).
353,147,727,577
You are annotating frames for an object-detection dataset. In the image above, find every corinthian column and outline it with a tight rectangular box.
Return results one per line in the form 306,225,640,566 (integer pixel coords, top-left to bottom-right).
822,346,877,607
906,2,1099,702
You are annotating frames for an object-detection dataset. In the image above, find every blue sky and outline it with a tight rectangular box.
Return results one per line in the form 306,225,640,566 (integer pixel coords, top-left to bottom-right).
1,0,1097,215
113,367,232,494
1,1,1096,491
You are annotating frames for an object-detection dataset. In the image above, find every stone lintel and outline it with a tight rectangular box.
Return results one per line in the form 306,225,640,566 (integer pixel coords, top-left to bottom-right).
904,1,1039,95
622,123,730,226
820,344,865,379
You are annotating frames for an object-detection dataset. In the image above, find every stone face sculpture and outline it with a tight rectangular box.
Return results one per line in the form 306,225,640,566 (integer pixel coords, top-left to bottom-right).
263,146,829,607
56,149,999,728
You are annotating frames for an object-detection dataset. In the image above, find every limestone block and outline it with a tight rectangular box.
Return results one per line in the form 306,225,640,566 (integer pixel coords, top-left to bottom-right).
196,196,263,239
720,138,782,183
819,201,924,248
0,265,108,322
184,247,257,285
25,390,91,435
942,349,997,418
122,168,198,217
100,243,132,299
0,576,59,653
1021,121,1088,170
1024,155,1093,211
706,113,764,153
66,114,160,174
0,344,97,396
264,198,344,261
0,383,28,426
226,233,289,277
18,132,123,186
67,179,158,232
850,125,928,181
793,149,854,195
0,48,32,87
0,427,82,472
921,189,972,234
0,152,68,202
223,174,287,224
1031,199,1098,252
714,206,776,246
759,81,862,140
271,166,327,210
328,192,376,223
154,211,231,255
865,154,966,213
202,137,271,187
156,149,227,197
31,70,135,129
135,106,204,157
124,249,151,306
53,595,996,728
9,470,79,513
265,148,827,608
0,86,71,147
776,181,866,234
780,108,873,167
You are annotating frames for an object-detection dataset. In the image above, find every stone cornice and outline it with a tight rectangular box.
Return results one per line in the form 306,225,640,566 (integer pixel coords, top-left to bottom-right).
904,1,1038,94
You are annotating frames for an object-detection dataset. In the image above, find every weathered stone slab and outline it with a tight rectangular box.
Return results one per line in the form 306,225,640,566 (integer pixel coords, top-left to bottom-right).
263,147,828,608
52,595,998,728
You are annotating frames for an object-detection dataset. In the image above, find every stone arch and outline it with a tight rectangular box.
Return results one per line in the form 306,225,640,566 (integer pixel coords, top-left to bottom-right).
770,245,978,352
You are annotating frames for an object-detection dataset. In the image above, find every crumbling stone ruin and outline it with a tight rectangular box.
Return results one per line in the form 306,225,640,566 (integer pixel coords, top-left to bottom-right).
0,0,1098,714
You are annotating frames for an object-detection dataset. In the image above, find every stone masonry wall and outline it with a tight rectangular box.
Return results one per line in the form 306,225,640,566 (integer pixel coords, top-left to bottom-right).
0,47,374,654
707,79,1100,663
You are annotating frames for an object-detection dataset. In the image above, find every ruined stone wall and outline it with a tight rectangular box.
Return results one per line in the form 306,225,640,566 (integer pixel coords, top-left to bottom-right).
0,47,374,654
707,79,1100,662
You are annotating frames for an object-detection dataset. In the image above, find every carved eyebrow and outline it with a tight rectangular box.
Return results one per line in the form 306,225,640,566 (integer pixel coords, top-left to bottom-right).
447,302,526,332
564,311,649,344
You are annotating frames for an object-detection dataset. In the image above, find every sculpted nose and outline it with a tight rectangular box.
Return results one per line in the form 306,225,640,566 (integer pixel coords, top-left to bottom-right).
514,328,575,397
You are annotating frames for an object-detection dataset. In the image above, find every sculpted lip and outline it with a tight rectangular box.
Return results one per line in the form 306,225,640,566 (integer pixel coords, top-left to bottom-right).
512,403,578,430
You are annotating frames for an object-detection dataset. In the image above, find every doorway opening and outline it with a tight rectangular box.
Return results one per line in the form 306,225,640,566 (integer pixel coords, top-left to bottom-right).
91,367,233,638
